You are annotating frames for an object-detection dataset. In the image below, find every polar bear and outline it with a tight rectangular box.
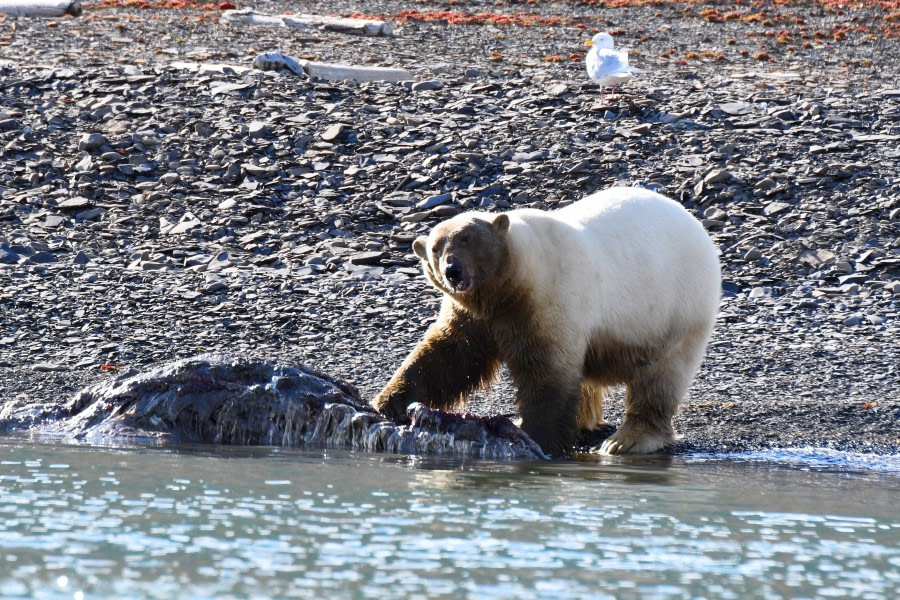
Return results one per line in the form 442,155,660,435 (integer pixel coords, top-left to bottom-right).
372,187,721,456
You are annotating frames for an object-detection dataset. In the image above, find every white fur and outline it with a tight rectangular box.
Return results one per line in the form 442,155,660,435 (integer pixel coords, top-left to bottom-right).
503,187,721,351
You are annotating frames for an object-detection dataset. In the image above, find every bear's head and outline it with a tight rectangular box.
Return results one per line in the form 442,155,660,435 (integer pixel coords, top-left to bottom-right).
412,212,511,310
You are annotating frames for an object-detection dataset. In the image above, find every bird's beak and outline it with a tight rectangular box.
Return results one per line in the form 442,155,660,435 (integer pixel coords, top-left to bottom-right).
585,40,594,47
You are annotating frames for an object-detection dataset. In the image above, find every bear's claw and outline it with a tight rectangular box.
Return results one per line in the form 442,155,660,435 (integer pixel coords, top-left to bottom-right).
597,425,670,455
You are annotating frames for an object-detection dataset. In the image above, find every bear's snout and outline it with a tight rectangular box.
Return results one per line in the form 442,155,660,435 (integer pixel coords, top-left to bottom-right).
443,259,471,292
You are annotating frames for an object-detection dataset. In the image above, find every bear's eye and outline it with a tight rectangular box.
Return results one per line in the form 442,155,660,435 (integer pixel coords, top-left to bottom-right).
457,234,471,245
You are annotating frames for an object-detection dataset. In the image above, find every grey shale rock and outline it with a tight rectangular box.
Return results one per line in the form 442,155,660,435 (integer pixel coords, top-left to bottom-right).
78,133,107,151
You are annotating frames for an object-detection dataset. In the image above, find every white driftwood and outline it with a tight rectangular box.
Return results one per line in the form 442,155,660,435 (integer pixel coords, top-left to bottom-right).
250,52,412,83
171,57,413,84
0,0,81,17
300,60,411,83
220,9,393,37
284,15,393,37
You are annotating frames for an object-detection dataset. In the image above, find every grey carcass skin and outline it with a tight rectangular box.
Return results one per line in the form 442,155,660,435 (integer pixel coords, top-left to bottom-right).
0,355,546,460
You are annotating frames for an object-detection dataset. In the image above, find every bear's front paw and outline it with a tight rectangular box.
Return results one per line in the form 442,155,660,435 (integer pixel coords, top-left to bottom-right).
598,420,672,455
371,388,411,422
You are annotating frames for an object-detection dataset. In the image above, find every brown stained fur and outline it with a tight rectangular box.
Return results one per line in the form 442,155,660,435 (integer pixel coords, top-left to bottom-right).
488,294,585,456
371,302,501,420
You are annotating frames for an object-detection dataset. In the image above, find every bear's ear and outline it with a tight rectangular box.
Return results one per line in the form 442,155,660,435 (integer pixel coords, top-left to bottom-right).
491,213,510,234
412,236,428,260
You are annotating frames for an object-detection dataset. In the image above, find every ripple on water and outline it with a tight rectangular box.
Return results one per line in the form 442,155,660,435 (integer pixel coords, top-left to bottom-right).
687,447,900,475
0,439,897,599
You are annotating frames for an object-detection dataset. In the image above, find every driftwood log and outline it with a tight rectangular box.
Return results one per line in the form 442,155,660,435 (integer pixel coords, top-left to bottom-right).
171,57,414,84
0,0,81,17
252,52,414,83
220,9,393,37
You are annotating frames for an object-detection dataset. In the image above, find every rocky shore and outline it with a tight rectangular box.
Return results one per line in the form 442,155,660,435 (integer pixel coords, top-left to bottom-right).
1,0,897,456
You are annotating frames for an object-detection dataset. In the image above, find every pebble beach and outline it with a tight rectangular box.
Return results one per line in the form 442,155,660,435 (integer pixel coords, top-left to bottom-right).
1,0,898,455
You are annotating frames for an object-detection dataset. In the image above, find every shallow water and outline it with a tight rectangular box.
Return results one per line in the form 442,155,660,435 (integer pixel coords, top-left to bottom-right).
1,437,898,599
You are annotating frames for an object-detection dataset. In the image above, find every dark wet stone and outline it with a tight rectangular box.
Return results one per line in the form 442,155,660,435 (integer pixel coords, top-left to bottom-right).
27,251,57,264
418,80,446,93
0,247,19,264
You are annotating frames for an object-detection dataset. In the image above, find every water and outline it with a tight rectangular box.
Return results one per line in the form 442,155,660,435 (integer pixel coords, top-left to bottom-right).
1,437,898,599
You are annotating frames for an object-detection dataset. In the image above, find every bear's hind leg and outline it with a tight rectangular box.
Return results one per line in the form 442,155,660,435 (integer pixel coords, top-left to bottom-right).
577,383,606,431
599,332,707,455
599,365,683,455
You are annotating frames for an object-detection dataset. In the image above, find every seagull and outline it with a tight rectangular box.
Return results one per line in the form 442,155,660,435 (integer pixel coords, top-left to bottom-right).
585,32,638,98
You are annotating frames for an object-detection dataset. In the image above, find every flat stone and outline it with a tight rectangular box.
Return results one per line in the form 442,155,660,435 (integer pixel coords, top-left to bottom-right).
411,80,443,92
169,219,201,235
44,215,67,228
511,150,548,163
429,205,462,218
140,261,169,270
321,124,344,142
207,252,233,272
719,102,753,116
763,202,791,216
74,155,93,172
76,208,105,222
78,132,107,151
704,207,727,221
416,192,452,210
58,197,92,209
834,261,854,274
743,247,763,261
701,219,726,229
772,109,796,121
101,151,123,163
797,249,835,267
247,121,271,139
32,363,68,372
755,177,777,190
28,251,57,264
547,83,567,96
704,169,732,184
0,248,19,264
349,251,388,266
631,124,652,136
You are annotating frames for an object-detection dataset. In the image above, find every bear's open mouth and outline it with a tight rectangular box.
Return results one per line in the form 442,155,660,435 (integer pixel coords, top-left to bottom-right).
445,270,472,293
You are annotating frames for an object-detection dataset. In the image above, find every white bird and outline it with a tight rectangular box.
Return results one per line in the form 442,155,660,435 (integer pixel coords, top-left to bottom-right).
585,32,638,98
